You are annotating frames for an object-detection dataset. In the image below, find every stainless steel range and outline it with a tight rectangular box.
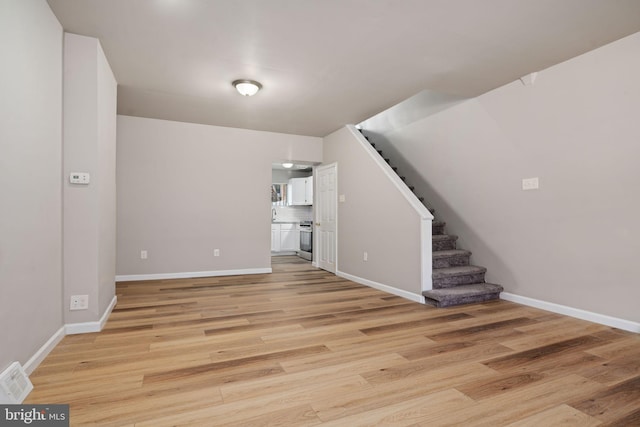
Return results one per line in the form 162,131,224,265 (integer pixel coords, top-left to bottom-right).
297,221,312,261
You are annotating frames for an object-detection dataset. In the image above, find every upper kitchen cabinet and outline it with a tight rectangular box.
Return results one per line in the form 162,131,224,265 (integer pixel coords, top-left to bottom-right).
289,176,313,205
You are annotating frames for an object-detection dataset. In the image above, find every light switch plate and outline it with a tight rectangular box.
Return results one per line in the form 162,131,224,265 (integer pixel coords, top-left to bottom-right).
522,177,539,190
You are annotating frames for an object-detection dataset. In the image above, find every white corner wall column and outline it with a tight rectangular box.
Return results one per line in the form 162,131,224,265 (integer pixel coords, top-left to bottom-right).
63,33,117,327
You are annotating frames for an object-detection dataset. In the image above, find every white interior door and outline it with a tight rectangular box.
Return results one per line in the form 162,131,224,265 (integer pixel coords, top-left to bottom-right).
315,163,337,273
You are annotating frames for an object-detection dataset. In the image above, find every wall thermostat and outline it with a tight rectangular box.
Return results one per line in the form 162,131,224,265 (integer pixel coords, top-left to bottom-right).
69,172,90,185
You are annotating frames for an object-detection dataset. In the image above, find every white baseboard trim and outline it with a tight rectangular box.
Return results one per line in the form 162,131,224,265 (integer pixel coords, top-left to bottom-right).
24,296,118,375
337,270,425,304
100,295,118,329
501,292,640,334
65,295,118,335
115,267,272,282
23,326,65,375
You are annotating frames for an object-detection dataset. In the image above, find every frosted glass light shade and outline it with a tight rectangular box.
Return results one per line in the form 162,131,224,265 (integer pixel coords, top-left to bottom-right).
232,79,262,96
282,163,293,168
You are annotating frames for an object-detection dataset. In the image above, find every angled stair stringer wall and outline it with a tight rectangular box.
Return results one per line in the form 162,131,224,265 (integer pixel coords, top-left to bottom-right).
322,125,433,302
361,32,640,328
360,126,503,307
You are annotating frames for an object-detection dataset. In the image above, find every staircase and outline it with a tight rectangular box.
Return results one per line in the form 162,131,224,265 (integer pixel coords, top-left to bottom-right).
360,130,503,307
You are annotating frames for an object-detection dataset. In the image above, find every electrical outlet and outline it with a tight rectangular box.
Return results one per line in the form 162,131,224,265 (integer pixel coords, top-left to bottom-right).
363,251,368,261
140,250,148,259
70,295,88,310
214,249,220,257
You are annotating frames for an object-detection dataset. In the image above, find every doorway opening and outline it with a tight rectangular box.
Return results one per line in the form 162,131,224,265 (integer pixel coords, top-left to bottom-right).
271,163,315,266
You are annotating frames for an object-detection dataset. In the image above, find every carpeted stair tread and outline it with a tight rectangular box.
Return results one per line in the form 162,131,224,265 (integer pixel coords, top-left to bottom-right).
432,265,487,288
422,283,503,307
432,249,470,259
432,265,486,278
432,249,471,268
432,234,458,251
432,221,446,235
432,234,458,242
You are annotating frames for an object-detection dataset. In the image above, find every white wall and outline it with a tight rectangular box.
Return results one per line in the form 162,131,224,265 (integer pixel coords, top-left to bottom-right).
378,32,640,324
323,127,424,296
116,116,322,278
63,33,117,324
0,1,63,370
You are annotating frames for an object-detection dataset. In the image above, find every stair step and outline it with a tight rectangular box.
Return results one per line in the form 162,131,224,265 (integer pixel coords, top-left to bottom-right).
370,142,376,148
432,265,486,288
409,186,415,191
400,176,406,181
377,149,383,155
433,249,470,268
432,221,446,235
384,158,390,163
432,234,457,251
423,283,503,307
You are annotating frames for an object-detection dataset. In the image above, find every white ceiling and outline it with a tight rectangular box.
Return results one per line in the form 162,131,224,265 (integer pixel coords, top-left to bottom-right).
47,0,640,137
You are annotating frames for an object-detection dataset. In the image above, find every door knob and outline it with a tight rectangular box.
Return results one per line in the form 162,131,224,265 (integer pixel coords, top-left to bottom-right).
315,222,321,226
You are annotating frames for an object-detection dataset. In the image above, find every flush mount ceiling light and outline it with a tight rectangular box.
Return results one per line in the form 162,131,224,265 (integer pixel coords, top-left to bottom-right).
232,79,262,96
282,163,293,169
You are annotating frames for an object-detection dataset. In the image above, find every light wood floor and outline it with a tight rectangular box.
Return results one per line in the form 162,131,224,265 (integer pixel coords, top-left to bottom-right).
26,256,640,426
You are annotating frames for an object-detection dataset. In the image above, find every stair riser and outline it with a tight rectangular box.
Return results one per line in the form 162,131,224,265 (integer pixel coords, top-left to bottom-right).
433,255,470,269
433,272,486,288
432,224,445,235
425,292,500,308
433,239,456,251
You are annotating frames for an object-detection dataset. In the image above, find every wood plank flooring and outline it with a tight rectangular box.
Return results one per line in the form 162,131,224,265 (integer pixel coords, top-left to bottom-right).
26,256,640,426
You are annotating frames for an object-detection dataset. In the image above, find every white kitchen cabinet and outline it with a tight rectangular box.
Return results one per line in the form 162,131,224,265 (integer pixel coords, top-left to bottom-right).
271,224,280,251
280,223,299,251
271,223,299,253
289,176,313,205
289,178,305,205
305,177,313,204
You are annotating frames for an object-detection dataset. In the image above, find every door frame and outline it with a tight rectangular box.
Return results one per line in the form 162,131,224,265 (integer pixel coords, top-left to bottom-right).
313,162,338,273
